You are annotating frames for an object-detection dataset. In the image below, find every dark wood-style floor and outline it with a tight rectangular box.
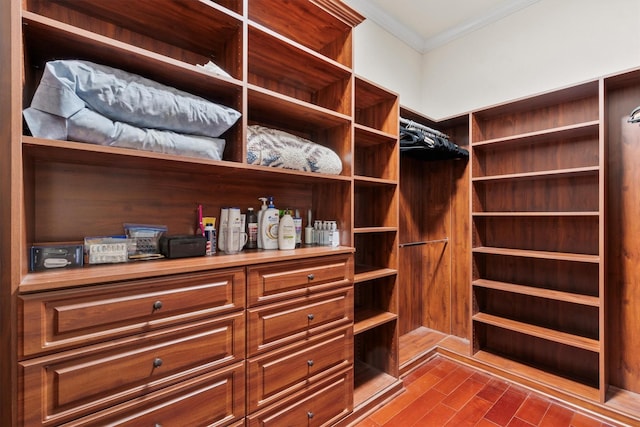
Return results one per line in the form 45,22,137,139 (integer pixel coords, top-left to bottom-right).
354,356,623,427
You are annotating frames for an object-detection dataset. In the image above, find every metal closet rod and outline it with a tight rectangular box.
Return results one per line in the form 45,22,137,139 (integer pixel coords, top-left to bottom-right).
399,238,449,248
400,117,450,140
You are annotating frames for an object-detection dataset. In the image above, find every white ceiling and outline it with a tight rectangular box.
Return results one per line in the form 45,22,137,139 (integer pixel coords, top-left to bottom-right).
343,0,541,53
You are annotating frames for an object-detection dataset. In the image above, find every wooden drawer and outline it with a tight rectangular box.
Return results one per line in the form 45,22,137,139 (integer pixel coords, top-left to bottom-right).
247,254,352,306
247,368,353,427
19,312,244,426
19,268,245,358
247,326,353,413
63,362,245,427
247,287,353,356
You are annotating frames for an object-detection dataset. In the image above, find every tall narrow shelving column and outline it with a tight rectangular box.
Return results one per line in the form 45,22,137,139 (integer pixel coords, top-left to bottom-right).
469,81,606,402
352,76,402,410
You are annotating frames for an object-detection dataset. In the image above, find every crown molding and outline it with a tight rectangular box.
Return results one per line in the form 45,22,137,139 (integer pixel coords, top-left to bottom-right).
344,0,541,53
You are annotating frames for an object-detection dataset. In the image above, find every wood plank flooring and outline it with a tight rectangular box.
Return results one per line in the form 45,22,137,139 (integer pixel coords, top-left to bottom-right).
354,356,624,427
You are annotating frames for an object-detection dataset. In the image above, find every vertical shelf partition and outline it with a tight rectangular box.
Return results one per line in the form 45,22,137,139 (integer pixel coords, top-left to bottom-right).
470,81,606,402
353,76,401,407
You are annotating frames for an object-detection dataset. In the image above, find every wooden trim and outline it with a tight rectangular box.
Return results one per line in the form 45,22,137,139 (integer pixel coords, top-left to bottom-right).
310,0,366,27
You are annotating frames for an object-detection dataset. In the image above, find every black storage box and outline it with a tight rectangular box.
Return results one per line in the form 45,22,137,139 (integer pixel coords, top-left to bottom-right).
159,235,206,259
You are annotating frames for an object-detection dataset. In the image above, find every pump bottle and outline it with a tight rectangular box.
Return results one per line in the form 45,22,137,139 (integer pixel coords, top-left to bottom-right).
278,209,296,250
260,197,279,250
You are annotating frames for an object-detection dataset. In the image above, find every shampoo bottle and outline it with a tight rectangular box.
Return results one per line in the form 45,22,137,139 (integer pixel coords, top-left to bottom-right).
257,197,268,249
278,209,296,250
261,197,279,250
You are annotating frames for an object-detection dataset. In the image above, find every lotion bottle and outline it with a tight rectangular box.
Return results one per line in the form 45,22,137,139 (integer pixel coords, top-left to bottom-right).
261,197,279,250
278,209,296,250
257,197,268,249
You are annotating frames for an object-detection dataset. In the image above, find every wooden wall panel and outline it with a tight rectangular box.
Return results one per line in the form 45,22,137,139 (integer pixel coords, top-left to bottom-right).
606,81,640,393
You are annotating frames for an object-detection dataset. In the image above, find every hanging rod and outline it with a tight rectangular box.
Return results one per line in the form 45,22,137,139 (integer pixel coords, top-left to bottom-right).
400,117,450,139
399,238,449,248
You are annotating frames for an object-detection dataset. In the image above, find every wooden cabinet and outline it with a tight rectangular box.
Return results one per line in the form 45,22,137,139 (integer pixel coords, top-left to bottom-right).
397,107,470,373
246,255,354,422
20,311,245,426
352,76,402,409
61,363,246,427
247,368,353,427
3,1,366,425
19,268,245,358
470,81,605,401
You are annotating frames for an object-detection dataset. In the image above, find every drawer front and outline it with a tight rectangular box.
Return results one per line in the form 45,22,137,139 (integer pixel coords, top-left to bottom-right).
248,368,353,427
247,326,353,412
247,287,353,356
247,254,352,306
20,312,244,427
19,268,245,357
64,362,245,427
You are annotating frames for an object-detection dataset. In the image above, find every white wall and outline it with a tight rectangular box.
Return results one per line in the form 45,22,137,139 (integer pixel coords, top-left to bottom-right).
353,0,640,120
352,19,424,110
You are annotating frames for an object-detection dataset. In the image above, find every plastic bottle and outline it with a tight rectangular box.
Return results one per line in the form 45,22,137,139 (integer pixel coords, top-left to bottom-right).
261,197,279,250
246,207,258,249
257,197,268,249
278,209,296,250
204,222,216,255
293,209,302,248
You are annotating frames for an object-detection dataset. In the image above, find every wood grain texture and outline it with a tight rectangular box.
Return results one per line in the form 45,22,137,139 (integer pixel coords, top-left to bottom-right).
605,72,640,393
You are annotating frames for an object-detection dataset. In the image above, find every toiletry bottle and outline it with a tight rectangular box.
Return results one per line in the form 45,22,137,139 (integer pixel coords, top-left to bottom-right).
330,221,340,247
261,197,279,250
293,209,302,248
218,208,228,252
305,209,314,245
278,209,296,250
204,222,216,255
257,197,268,249
246,207,258,249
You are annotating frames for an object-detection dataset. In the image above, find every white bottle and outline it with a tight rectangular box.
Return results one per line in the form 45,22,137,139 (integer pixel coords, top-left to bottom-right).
278,209,296,250
257,197,268,249
261,197,279,250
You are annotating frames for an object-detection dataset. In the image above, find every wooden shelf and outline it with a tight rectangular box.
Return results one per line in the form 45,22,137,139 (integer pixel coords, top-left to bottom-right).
354,266,397,284
354,308,398,335
471,121,600,148
22,137,353,185
472,279,600,307
472,247,600,263
22,12,244,99
247,85,351,129
20,246,355,293
353,360,401,408
354,176,397,186
472,211,599,217
473,313,600,352
472,166,599,183
472,350,601,402
354,227,398,234
354,124,398,146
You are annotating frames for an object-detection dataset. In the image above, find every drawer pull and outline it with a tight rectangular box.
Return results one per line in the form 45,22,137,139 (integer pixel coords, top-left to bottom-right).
307,273,315,280
307,411,314,419
155,424,162,427
153,357,163,368
307,313,314,321
307,359,314,367
152,300,163,311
